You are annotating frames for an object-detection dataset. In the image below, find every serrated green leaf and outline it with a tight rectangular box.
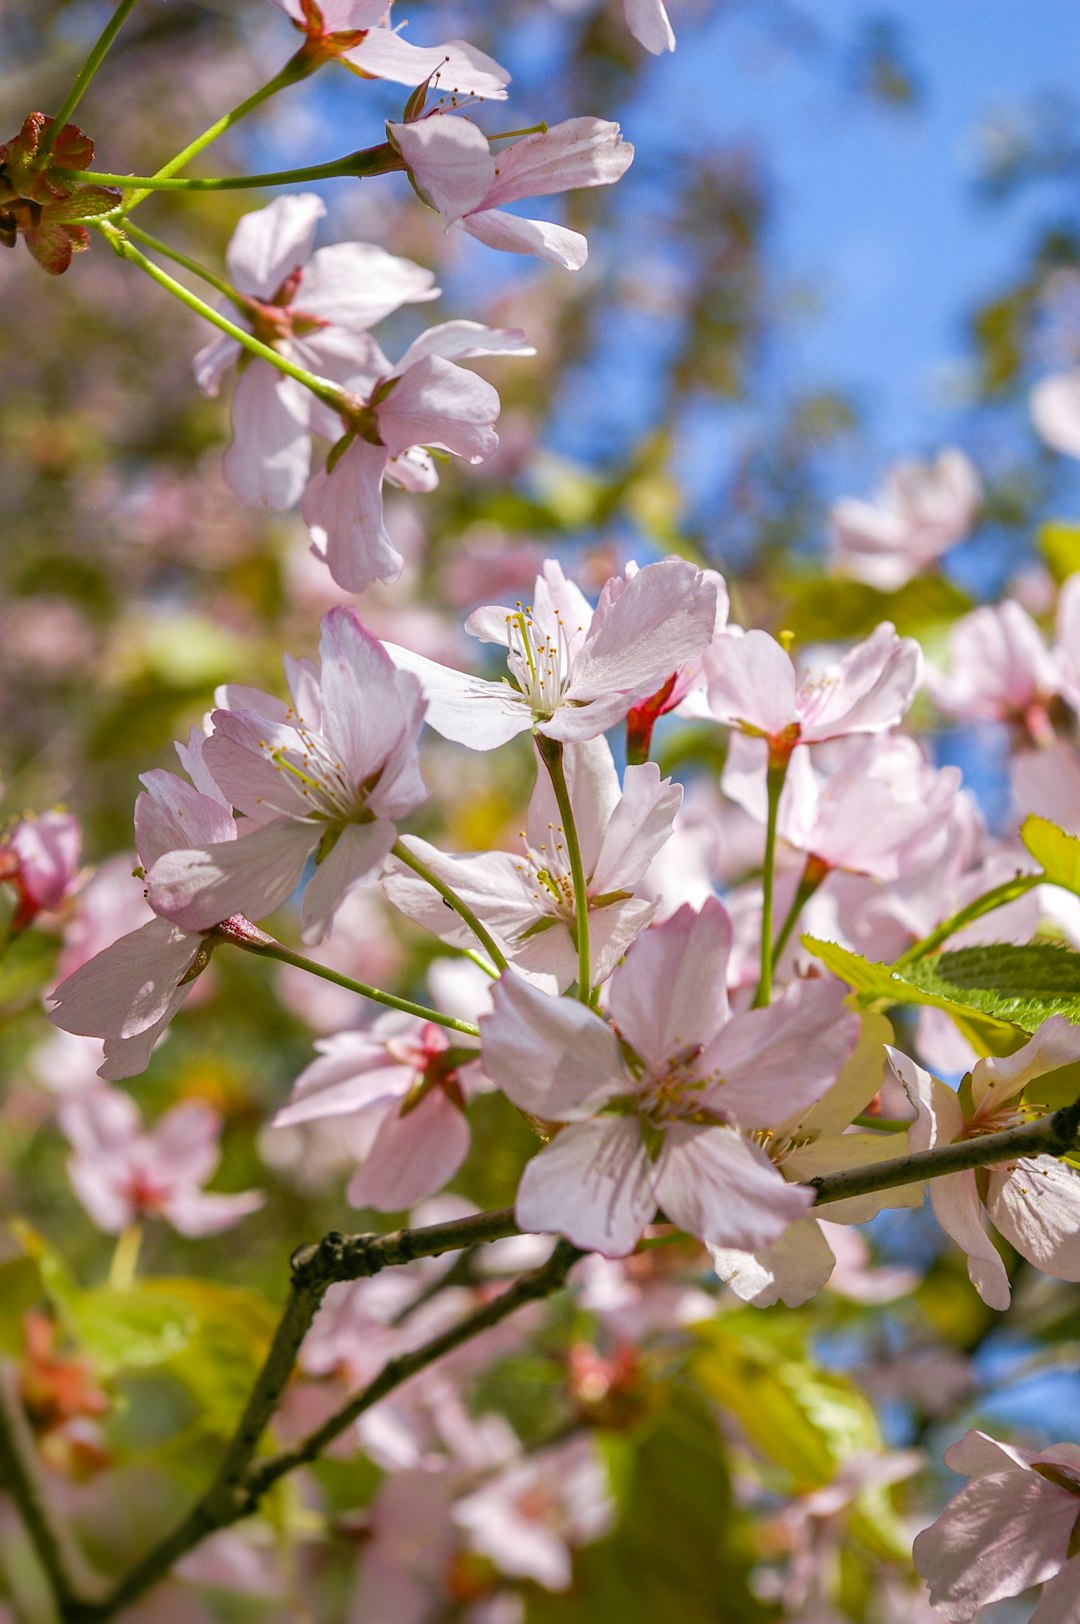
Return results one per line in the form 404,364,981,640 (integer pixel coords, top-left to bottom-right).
905,944,1080,1032
1022,814,1080,893
801,936,1025,1053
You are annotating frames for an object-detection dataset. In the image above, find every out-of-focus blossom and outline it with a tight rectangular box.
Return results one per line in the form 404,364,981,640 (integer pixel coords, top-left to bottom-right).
890,1020,1080,1308
1050,571,1080,716
927,600,1060,736
58,1089,262,1236
620,564,729,753
723,732,961,884
703,623,922,757
147,608,426,943
0,810,81,928
55,854,152,982
480,900,857,1256
272,1008,483,1211
386,557,719,749
268,0,510,98
388,116,633,270
193,193,438,510
301,322,531,593
453,1434,614,1589
48,762,236,1079
275,887,405,1032
384,735,680,990
914,1429,1080,1621
624,0,676,53
1032,370,1080,458
829,450,981,590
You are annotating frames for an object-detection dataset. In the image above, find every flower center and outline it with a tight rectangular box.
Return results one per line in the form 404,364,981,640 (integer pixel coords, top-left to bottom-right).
504,604,576,719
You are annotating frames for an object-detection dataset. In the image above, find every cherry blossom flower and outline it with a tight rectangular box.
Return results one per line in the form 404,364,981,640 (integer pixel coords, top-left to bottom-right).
48,760,237,1079
927,600,1060,736
301,322,532,592
146,608,427,943
385,557,719,750
703,623,922,760
913,1429,1080,1622
452,1434,614,1589
193,193,438,510
889,1019,1080,1309
58,1089,262,1236
624,0,676,54
829,450,981,590
722,732,962,885
1032,370,1080,459
0,810,81,928
268,1,510,99
54,853,152,982
479,900,858,1256
1050,570,1080,716
271,1011,481,1211
387,115,634,270
383,735,681,990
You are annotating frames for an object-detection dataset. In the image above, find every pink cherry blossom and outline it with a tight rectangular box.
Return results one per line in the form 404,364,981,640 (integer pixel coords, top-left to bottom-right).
914,1429,1080,1622
722,731,962,884
1032,370,1080,458
268,0,510,99
54,852,153,982
383,735,680,990
829,450,981,591
0,810,81,927
703,622,922,758
452,1434,614,1589
1050,571,1080,716
387,115,633,270
479,900,858,1256
194,193,438,510
624,0,676,53
58,1089,262,1236
48,760,236,1079
301,322,532,593
271,1012,479,1211
927,600,1060,735
889,1020,1080,1309
385,556,719,750
146,608,427,943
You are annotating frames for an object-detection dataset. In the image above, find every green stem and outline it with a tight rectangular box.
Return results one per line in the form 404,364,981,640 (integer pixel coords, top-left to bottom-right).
752,745,791,1009
90,220,344,409
216,922,479,1038
61,143,403,194
893,872,1043,970
123,51,320,212
534,735,591,1002
42,0,140,153
119,221,240,304
771,854,827,966
107,1224,142,1291
391,839,508,974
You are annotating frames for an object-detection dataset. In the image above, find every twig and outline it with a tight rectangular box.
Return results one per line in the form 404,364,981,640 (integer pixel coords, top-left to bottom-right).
811,1099,1080,1206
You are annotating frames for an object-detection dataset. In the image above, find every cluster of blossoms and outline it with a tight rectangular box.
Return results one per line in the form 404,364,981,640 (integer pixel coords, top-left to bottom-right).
10,3,1080,1620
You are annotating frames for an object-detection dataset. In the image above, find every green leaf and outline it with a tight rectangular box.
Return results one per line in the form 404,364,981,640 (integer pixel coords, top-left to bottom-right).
526,1391,767,1624
781,571,972,642
1038,520,1080,583
692,1312,880,1492
802,936,1026,1054
905,944,1080,1033
63,1286,197,1377
145,1278,276,1434
1022,814,1080,893
0,1255,43,1353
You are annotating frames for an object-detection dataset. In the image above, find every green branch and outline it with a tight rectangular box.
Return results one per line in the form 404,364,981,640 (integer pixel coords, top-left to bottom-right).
60,143,404,194
752,746,792,1008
